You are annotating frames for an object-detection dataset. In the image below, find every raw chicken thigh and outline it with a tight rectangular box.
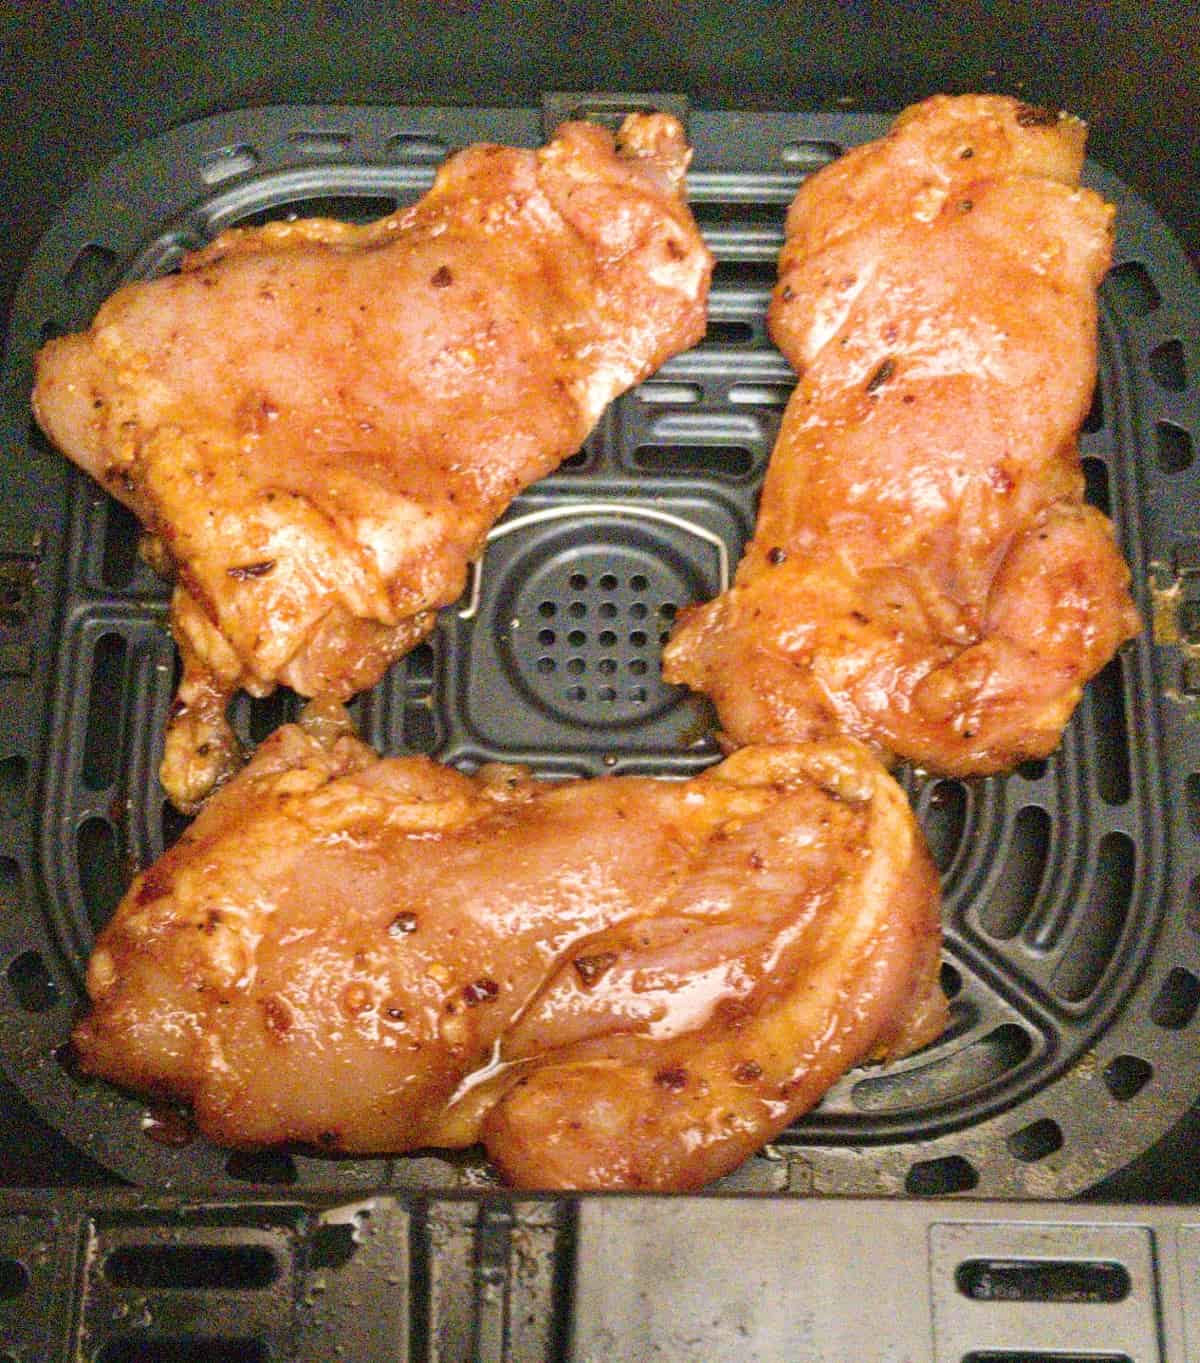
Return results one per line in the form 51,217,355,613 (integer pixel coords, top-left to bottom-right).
34,114,712,809
664,95,1139,775
73,709,945,1191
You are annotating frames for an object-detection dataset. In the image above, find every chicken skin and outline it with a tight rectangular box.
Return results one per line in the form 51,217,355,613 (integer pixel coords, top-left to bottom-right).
33,114,712,811
663,95,1139,775
72,708,945,1191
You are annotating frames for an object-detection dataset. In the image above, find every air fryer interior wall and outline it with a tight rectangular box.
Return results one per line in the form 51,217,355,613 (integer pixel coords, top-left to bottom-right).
1,2,1198,1199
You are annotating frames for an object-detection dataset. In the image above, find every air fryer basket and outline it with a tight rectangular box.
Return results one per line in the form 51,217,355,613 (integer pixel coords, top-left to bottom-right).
0,97,1198,1201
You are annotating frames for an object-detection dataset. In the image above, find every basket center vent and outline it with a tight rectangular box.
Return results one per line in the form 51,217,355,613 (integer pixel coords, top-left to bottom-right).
510,549,685,726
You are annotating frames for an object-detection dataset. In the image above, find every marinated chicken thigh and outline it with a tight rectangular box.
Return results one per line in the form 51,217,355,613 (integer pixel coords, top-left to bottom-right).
664,95,1139,775
73,710,945,1191
34,114,711,810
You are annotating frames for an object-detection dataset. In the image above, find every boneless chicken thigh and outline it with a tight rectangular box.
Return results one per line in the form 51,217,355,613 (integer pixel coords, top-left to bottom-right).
72,711,945,1191
33,114,712,810
664,95,1139,775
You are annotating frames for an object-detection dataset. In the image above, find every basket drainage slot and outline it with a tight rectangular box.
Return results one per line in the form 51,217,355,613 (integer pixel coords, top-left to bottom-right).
713,259,777,290
979,806,1050,940
1156,421,1194,473
905,1154,977,1195
631,444,754,476
105,1244,280,1290
232,194,398,230
96,1341,268,1363
1089,657,1130,805
0,755,26,818
65,243,118,302
1149,338,1186,392
955,1257,1129,1303
102,502,143,589
6,950,58,1013
1150,967,1200,1029
1052,831,1135,1002
1082,455,1111,514
0,1256,29,1299
78,817,127,935
1106,261,1161,316
923,780,967,873
702,320,755,345
780,139,842,168
1005,1116,1063,1163
1103,1053,1153,1100
0,857,19,911
83,634,128,789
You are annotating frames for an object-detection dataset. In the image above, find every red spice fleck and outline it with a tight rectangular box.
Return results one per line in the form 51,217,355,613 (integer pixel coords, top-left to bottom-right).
987,463,1014,495
463,977,500,1006
262,995,293,1038
136,865,173,905
654,1065,688,1092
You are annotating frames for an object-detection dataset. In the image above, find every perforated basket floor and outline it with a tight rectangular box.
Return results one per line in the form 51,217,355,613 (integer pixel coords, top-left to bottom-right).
1,98,1198,1196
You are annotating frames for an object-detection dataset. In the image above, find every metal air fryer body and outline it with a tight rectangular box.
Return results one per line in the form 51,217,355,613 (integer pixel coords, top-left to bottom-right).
1,3,1198,1359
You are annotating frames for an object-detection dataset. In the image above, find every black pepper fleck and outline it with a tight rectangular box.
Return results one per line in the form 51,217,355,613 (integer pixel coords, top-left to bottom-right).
654,1065,688,1092
573,952,618,987
226,559,276,580
865,357,896,393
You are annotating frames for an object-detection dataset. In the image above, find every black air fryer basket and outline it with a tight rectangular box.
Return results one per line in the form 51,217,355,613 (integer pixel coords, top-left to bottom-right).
2,4,1199,1359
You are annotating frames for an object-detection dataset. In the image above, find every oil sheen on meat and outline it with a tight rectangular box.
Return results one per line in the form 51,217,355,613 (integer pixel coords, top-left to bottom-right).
663,95,1139,775
72,710,945,1191
33,114,712,811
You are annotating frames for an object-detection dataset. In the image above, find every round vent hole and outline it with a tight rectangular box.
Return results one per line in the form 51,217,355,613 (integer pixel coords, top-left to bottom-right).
1150,968,1200,1030
1103,1054,1153,1101
1006,1117,1063,1163
0,1257,29,1300
905,1154,978,1196
7,950,58,1013
939,961,963,1000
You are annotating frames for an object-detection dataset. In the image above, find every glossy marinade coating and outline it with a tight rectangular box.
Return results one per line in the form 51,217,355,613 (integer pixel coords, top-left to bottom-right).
34,114,712,810
73,715,944,1191
664,95,1139,775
